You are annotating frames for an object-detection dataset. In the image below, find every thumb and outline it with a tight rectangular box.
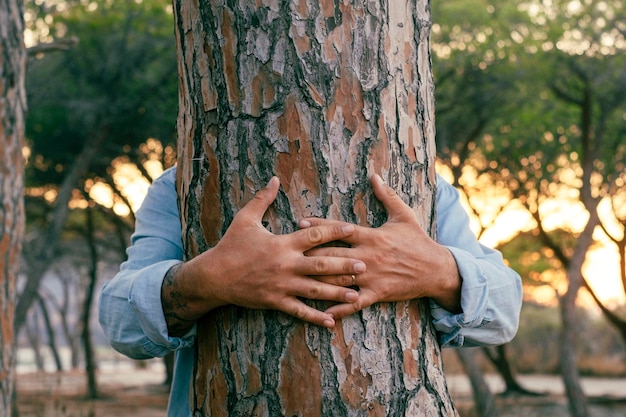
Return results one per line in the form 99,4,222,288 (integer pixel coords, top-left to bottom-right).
371,174,412,220
240,176,280,221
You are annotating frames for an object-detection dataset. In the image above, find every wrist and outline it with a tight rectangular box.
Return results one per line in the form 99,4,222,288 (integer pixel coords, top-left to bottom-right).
429,247,462,313
178,251,229,315
161,255,226,337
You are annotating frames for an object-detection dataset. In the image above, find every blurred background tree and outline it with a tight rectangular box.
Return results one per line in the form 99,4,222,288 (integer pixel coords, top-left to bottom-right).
19,0,178,398
1,0,26,415
431,0,626,416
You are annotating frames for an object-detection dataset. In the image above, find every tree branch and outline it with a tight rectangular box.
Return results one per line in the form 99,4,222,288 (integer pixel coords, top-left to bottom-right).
27,37,79,56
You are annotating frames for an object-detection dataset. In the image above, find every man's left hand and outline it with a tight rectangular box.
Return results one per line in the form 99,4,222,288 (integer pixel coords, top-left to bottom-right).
300,174,462,321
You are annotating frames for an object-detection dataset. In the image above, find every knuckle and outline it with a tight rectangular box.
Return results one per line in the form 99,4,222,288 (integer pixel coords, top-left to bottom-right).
342,274,353,286
306,227,324,245
291,305,308,321
306,284,323,299
312,258,330,274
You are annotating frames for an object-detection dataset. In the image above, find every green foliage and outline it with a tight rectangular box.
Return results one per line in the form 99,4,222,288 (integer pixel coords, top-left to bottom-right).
433,0,626,310
25,0,178,187
433,0,626,192
432,0,538,156
434,1,626,379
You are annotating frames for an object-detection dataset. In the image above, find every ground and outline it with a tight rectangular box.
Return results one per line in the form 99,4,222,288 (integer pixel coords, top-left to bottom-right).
17,369,169,417
15,368,626,417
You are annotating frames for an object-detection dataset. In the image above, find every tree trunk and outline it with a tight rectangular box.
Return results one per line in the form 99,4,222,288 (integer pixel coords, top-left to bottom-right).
81,207,99,399
56,269,81,369
15,132,106,332
38,296,63,371
455,348,498,417
556,69,601,417
559,212,599,417
482,345,535,396
175,0,456,415
0,0,26,414
25,311,44,371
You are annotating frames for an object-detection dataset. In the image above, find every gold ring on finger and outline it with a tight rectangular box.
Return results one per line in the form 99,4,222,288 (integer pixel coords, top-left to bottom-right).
351,274,356,286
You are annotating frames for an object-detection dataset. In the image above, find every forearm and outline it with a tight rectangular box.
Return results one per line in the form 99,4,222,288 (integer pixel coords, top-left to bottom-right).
161,263,199,337
426,246,462,314
161,256,226,337
100,259,195,358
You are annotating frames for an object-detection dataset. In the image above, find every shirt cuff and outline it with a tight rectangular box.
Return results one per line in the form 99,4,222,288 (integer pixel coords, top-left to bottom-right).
430,246,491,347
128,260,196,356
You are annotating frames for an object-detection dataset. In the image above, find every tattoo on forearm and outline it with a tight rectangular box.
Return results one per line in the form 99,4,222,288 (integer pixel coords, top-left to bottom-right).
162,263,197,337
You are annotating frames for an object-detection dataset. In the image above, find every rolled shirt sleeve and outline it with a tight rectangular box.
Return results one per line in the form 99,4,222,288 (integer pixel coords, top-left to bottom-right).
431,175,523,347
98,168,196,359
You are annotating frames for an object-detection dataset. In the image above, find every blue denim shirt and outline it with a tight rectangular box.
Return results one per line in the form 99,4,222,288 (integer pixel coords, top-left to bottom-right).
99,167,522,417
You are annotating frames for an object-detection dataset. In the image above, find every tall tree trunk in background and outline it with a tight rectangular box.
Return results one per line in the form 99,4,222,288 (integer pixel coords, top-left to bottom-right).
559,217,597,417
482,345,533,395
81,207,99,399
559,211,598,417
25,311,44,371
455,348,498,417
174,0,457,415
1,0,26,415
14,132,105,332
38,295,64,371
552,70,599,417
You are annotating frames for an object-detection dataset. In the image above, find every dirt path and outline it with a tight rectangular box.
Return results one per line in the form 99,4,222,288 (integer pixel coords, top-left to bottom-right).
17,369,169,417
449,374,626,417
16,369,626,417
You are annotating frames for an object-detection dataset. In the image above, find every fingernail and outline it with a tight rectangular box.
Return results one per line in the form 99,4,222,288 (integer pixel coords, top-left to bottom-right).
267,176,279,187
342,224,355,233
345,291,358,302
354,262,366,273
300,220,311,228
323,318,335,328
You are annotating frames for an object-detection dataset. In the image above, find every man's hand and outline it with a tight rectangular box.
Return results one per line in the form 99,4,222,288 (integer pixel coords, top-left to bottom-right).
300,174,462,321
162,177,365,336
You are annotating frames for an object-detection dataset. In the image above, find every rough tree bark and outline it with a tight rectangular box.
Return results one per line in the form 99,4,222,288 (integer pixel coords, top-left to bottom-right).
174,0,457,415
0,0,26,414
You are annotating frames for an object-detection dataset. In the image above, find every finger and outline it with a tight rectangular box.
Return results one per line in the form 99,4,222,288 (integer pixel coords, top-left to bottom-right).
296,255,365,276
293,223,357,251
371,174,413,220
239,176,280,222
325,291,376,319
305,246,353,259
293,281,359,304
280,298,337,328
311,274,359,288
299,217,343,229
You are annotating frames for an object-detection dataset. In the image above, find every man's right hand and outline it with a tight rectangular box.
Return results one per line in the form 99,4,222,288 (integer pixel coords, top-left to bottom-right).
161,176,365,336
